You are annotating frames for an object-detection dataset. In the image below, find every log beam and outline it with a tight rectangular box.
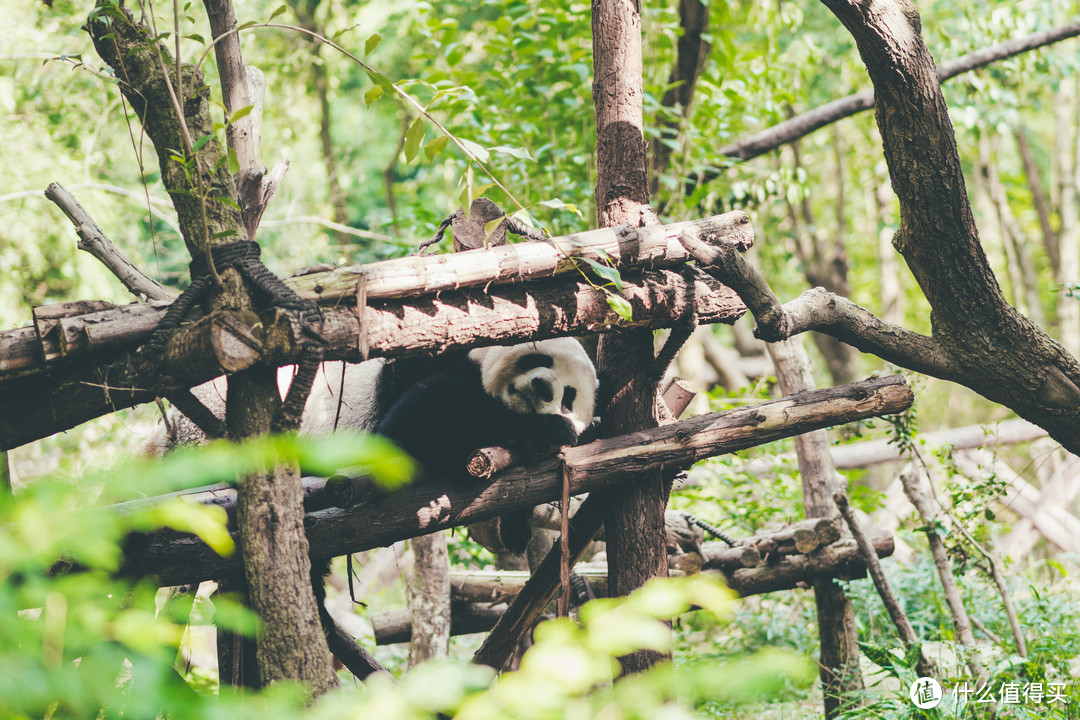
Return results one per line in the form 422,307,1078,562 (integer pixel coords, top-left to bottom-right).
0,268,741,450
114,375,911,587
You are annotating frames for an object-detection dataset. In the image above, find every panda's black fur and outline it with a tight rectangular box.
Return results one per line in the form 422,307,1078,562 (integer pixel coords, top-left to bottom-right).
150,337,597,677
374,345,593,553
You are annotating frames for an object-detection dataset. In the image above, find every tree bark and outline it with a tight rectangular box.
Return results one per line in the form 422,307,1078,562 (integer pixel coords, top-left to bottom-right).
88,2,337,694
406,533,451,666
592,0,668,675
0,267,743,450
815,0,1080,454
767,339,863,717
114,376,911,587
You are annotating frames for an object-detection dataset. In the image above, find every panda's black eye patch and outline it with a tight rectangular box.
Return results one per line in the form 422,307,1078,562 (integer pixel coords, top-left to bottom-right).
562,386,577,412
514,353,554,373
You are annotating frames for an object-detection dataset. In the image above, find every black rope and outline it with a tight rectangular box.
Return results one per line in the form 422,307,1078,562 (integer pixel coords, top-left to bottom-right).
683,512,740,548
146,240,325,434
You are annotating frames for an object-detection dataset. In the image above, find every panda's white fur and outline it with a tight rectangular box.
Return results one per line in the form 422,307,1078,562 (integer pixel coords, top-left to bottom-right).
469,338,597,435
143,359,386,454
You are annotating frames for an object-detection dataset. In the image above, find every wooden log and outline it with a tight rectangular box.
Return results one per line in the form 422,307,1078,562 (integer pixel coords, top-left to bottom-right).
465,377,699,481
448,570,610,604
1,268,742,450
372,603,509,646
0,212,749,380
707,536,896,594
288,211,752,303
114,376,912,587
373,537,895,644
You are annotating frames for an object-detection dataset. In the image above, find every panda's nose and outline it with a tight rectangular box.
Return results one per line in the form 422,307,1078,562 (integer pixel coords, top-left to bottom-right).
532,377,554,403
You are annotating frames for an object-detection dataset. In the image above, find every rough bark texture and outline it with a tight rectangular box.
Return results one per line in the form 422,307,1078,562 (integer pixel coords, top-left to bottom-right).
0,268,743,450
87,2,337,694
816,0,1080,453
115,376,911,587
406,533,451,666
592,0,668,676
767,339,863,717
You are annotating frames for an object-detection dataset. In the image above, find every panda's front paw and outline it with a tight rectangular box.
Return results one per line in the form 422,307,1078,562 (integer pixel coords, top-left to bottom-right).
497,509,534,556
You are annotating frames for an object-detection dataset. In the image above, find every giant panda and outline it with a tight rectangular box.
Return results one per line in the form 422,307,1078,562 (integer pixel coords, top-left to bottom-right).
146,337,597,674
375,337,598,554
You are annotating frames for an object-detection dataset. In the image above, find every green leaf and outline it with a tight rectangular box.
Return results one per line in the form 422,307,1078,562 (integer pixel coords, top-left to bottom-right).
491,144,534,161
364,85,384,108
227,147,239,175
605,292,632,322
484,215,506,241
424,135,450,162
458,166,475,217
403,117,425,164
268,4,287,20
184,33,205,43
540,198,584,218
364,32,382,55
228,104,253,124
211,229,238,240
364,68,395,94
458,138,490,163
581,257,623,291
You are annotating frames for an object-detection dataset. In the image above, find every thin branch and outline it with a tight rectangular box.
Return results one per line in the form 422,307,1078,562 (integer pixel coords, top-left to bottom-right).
898,465,985,680
44,183,175,302
833,492,936,678
713,20,1080,164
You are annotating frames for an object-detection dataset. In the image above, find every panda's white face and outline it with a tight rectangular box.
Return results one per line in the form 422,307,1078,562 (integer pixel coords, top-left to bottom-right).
470,338,597,434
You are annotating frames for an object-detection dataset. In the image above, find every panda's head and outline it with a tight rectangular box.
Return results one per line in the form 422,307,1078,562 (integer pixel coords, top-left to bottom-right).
469,338,597,435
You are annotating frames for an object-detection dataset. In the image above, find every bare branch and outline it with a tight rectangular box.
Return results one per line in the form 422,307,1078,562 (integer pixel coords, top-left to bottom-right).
833,492,935,678
44,183,174,302
715,19,1080,163
677,230,959,379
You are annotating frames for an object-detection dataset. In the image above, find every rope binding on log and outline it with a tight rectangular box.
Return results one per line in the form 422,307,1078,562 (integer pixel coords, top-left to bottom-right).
143,239,326,434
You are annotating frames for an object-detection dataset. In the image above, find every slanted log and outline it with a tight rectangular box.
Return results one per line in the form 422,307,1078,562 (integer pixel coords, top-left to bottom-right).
113,375,912,587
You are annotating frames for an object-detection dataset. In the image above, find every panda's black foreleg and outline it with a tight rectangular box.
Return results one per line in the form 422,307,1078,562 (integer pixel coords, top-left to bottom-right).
311,558,387,680
497,508,536,556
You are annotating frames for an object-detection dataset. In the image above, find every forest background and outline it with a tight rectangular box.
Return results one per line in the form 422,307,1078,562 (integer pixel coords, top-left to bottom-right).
1,0,1079,717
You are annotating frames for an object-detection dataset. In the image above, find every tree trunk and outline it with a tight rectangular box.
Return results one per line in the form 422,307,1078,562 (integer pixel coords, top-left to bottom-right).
767,338,863,717
592,0,669,675
87,2,338,694
406,533,451,666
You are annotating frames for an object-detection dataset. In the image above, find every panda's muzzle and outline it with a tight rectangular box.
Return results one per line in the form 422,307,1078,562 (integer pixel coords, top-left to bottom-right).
531,377,554,403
